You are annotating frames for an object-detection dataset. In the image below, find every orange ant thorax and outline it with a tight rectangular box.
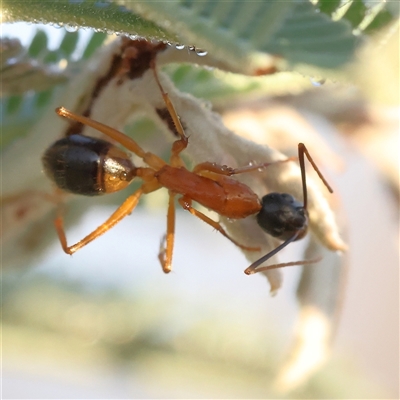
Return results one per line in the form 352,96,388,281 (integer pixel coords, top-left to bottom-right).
155,165,261,219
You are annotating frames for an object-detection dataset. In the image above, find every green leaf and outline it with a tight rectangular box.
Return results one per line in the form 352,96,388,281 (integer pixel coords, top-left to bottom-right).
316,0,398,34
59,31,80,57
318,0,341,16
342,0,368,28
82,32,107,59
364,7,397,34
118,0,358,70
3,0,397,75
28,30,49,58
1,0,169,41
5,95,24,114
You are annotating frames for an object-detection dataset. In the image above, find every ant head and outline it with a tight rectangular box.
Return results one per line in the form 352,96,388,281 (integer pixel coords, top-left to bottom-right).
257,193,308,241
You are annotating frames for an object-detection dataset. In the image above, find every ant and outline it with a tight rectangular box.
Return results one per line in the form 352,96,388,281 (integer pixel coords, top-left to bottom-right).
42,63,333,275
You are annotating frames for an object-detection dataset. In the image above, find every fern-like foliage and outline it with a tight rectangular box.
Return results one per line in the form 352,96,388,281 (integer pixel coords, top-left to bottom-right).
317,0,399,33
0,30,106,149
0,0,397,149
2,0,397,74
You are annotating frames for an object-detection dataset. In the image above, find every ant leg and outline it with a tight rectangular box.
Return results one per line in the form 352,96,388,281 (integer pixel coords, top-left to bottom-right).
194,143,333,182
192,162,235,176
193,158,296,177
150,62,188,167
178,196,260,252
55,187,145,255
158,191,176,273
151,61,187,142
55,188,143,255
231,157,297,175
55,107,166,170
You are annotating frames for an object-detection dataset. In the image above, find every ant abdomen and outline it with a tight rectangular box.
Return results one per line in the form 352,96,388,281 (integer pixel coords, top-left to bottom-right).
42,134,137,196
257,193,308,241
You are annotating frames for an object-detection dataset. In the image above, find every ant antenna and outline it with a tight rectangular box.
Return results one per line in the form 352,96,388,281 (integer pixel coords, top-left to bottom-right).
298,143,333,209
244,231,301,275
245,255,323,275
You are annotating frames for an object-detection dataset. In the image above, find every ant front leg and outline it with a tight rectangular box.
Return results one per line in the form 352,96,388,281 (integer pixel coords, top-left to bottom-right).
150,62,188,168
193,157,296,178
178,196,260,252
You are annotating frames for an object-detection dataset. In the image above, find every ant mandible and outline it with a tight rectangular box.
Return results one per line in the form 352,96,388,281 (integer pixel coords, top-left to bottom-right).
42,63,333,275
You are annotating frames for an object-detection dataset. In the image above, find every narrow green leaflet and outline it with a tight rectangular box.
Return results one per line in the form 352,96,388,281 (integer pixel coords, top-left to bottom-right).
340,0,369,28
2,0,397,74
317,0,399,34
318,0,342,16
1,0,169,41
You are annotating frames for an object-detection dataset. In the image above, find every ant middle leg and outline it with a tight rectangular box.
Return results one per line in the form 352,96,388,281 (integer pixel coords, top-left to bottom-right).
158,191,176,273
178,196,260,252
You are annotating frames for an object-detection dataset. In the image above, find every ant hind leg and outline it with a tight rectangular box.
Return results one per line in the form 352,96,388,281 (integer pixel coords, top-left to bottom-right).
55,107,166,171
54,187,145,255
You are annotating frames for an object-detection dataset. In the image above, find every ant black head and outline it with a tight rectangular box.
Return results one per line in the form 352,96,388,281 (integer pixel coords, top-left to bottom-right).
257,192,308,242
245,143,334,275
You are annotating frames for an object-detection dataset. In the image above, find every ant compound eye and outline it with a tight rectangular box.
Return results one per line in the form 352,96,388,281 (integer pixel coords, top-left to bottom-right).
256,193,308,240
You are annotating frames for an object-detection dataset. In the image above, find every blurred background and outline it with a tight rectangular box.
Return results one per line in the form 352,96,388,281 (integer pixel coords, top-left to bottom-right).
1,7,399,399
